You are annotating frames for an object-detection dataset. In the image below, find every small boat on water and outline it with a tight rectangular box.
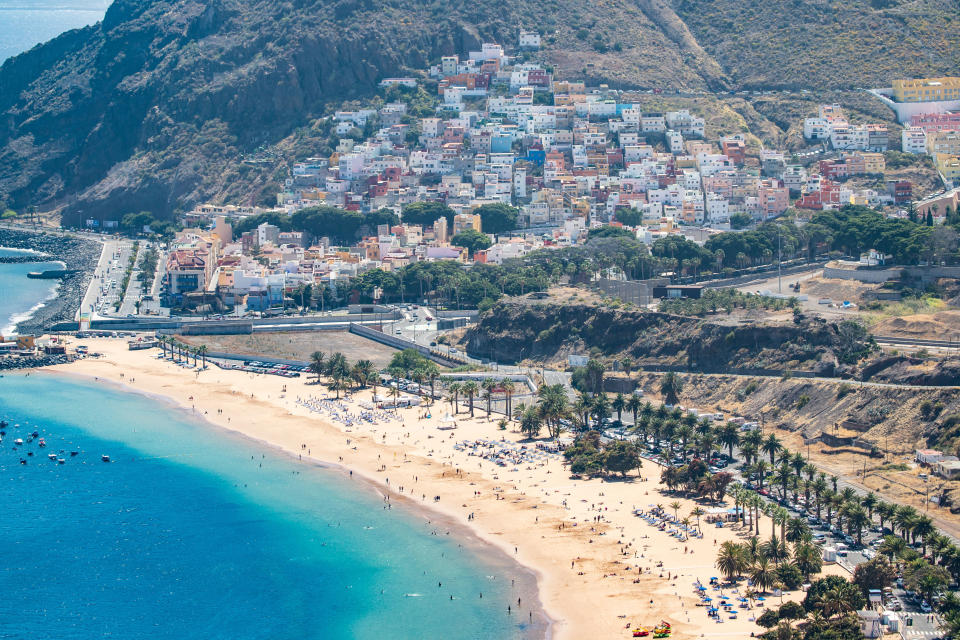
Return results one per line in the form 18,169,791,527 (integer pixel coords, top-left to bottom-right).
57,458,65,464
101,455,110,463
70,451,79,457
0,420,7,429
19,458,26,465
37,438,46,447
47,453,57,460
13,438,23,446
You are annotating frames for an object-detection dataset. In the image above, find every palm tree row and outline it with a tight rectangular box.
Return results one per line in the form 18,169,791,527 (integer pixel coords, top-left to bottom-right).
158,335,208,369
444,377,518,420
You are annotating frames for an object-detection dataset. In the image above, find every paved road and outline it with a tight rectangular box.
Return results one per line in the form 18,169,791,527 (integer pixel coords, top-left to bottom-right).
77,238,134,321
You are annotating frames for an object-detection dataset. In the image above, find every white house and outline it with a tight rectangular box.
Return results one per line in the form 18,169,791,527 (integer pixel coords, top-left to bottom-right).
518,30,541,49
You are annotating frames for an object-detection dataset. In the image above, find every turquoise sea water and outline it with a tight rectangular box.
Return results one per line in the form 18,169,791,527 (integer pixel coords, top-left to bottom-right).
0,374,542,639
0,1,110,63
0,247,64,335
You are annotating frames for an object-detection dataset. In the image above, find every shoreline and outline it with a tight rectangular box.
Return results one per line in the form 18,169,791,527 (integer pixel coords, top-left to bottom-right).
44,338,842,639
45,365,555,639
0,228,101,334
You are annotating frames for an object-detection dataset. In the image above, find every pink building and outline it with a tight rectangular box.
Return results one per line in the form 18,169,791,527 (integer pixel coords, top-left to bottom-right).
757,180,789,219
910,112,960,133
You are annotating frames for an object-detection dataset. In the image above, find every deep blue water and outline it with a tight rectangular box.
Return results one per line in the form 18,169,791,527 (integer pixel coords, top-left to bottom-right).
0,1,110,63
0,374,540,639
0,247,64,335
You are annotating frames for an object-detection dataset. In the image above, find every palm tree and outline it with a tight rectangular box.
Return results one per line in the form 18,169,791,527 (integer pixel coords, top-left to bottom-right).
388,383,400,406
500,378,516,419
669,500,682,522
894,505,918,541
879,535,906,561
820,581,862,618
627,394,642,433
750,494,764,535
481,378,498,419
845,505,870,546
716,541,745,581
861,492,878,520
793,540,823,579
718,422,740,459
691,507,705,532
592,393,611,426
424,363,440,401
660,372,683,405
762,535,789,565
875,501,894,533
197,344,208,369
537,384,570,439
811,476,828,521
461,381,479,417
776,463,793,502
573,393,592,430
309,351,326,383
326,352,349,381
913,515,936,555
612,393,626,425
751,556,775,593
786,517,810,544
352,359,376,388
448,382,462,414
761,434,782,465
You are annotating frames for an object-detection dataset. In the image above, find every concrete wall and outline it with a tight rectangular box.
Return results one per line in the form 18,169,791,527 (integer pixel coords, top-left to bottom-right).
349,323,465,367
822,266,903,283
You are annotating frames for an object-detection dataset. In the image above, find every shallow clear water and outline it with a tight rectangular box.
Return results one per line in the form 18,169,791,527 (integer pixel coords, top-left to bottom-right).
0,374,539,639
0,1,110,63
0,247,64,335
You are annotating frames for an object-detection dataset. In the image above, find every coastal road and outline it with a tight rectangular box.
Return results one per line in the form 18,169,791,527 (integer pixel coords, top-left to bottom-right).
79,238,134,320
77,238,112,321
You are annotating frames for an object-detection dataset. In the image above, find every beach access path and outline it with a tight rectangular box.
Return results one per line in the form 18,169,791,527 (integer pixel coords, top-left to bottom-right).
52,338,847,640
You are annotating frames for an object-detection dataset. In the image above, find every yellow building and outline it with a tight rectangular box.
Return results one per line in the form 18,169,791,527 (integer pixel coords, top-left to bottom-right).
452,213,481,235
927,131,960,157
893,77,960,103
937,154,960,182
859,152,886,174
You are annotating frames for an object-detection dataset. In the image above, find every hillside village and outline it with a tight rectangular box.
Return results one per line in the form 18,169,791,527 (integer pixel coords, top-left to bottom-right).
154,35,960,313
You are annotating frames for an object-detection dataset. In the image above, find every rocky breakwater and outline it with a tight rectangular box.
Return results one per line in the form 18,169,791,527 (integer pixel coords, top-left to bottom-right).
0,353,75,371
0,228,100,333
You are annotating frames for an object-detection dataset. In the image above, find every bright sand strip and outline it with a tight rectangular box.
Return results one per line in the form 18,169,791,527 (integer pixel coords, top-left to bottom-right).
51,338,847,640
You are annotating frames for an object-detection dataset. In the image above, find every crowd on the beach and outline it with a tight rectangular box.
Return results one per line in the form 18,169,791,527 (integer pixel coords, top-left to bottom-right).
296,395,397,428
454,438,564,470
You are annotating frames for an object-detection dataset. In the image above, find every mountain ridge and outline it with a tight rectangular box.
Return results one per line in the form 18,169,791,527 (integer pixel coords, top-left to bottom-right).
1,0,958,223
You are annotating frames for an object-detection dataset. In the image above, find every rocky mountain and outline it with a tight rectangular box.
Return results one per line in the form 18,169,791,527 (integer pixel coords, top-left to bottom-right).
1,0,959,223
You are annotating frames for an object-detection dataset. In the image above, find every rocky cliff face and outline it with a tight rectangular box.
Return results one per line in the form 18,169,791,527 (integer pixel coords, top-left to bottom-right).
464,299,874,373
2,0,959,222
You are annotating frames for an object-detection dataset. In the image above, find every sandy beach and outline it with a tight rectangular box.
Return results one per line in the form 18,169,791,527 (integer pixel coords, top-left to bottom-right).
49,337,847,640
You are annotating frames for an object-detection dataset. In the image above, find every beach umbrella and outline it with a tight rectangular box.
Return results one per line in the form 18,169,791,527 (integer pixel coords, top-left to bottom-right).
703,596,712,601
756,597,765,601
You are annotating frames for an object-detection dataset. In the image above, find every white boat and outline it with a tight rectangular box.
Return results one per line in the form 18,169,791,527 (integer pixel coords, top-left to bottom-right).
101,455,110,462
13,438,23,446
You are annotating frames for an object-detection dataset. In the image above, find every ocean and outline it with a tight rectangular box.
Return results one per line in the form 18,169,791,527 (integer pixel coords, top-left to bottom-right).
0,247,64,335
0,373,540,639
0,0,110,63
